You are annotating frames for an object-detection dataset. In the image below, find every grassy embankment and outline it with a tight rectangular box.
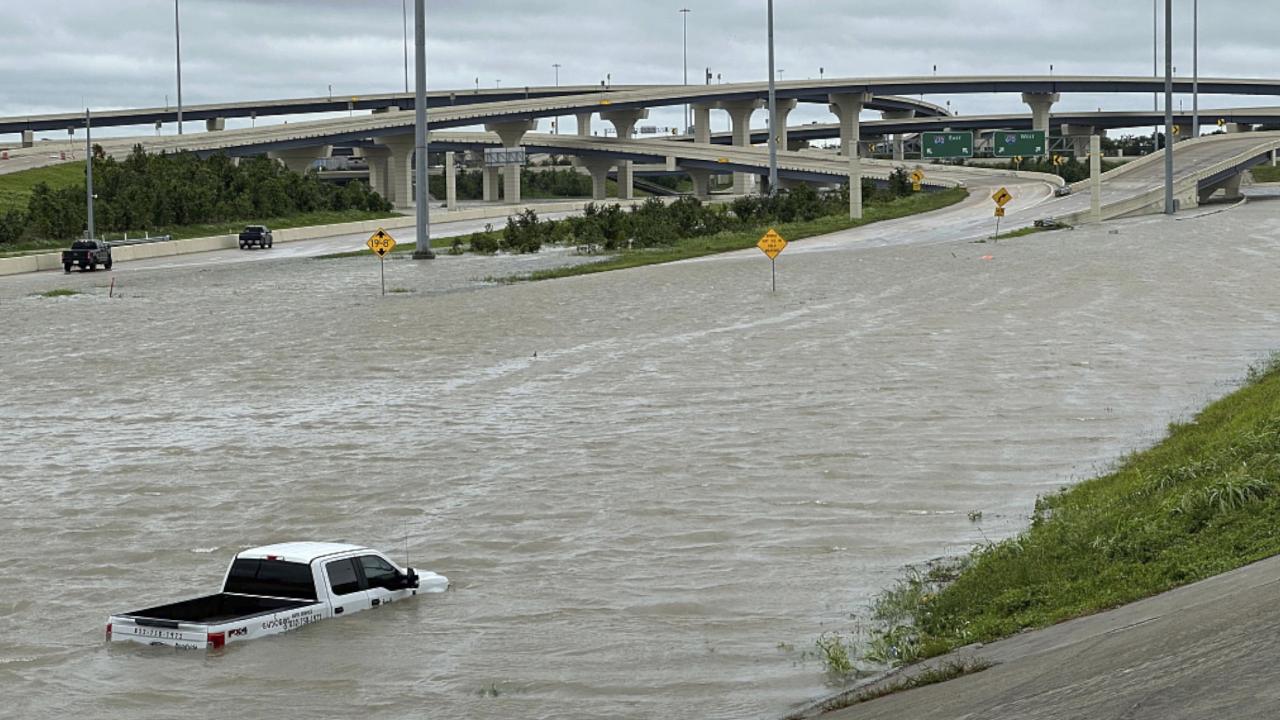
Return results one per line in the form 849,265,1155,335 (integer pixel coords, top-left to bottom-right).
0,163,84,215
514,188,969,282
1251,165,1280,183
0,163,400,256
868,356,1280,665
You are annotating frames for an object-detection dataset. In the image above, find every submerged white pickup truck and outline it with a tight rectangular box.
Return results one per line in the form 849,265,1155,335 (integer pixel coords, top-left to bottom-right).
107,542,448,650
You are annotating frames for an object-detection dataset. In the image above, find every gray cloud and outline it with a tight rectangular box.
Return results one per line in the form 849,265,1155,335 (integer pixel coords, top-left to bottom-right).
4,1,1278,138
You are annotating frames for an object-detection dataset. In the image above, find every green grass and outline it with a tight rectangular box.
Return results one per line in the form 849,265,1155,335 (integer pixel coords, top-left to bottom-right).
972,226,1058,244
1251,165,1280,183
38,288,81,298
0,163,84,215
314,229,477,260
868,354,1280,664
1,209,401,256
507,189,969,283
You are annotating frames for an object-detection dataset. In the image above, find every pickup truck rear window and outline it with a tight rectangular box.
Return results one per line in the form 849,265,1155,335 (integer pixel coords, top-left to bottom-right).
223,559,316,600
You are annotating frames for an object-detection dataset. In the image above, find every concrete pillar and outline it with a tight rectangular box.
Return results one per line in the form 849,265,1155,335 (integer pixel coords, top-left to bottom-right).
771,99,799,153
485,120,537,205
687,168,712,199
445,151,458,210
720,99,764,195
882,109,915,162
483,166,500,203
600,109,649,200
576,112,593,137
693,104,712,144
1021,92,1060,135
828,92,875,158
205,117,225,132
578,157,613,200
267,145,332,174
363,146,391,203
21,130,34,148
1062,124,1097,159
373,135,415,211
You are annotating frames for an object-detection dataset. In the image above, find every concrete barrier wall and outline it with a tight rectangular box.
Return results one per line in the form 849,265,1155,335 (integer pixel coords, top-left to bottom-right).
0,198,653,278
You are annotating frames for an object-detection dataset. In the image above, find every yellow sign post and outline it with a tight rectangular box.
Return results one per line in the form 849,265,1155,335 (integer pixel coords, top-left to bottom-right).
991,187,1013,239
757,228,788,292
367,228,397,296
910,168,925,192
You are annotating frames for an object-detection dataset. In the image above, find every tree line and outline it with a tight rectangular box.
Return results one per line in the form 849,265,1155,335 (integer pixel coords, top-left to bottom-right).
0,146,391,246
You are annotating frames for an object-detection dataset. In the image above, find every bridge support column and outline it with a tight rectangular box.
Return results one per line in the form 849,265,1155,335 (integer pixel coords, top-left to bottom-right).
444,151,458,210
601,109,649,200
720,99,764,195
576,112,593,137
485,119,537,205
205,118,225,132
1021,92,1060,135
828,92,873,159
686,168,712,199
578,157,613,200
693,104,712,144
483,166,499,203
1200,174,1243,204
772,99,798,153
1090,135,1102,224
881,109,914,161
373,136,415,211
363,146,391,203
268,144,332,175
1062,124,1098,159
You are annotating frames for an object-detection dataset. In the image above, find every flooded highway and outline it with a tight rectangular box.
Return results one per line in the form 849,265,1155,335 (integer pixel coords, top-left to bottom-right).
3,198,1280,720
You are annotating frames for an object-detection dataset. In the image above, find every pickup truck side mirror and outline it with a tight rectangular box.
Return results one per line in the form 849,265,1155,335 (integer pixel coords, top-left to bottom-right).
399,568,420,589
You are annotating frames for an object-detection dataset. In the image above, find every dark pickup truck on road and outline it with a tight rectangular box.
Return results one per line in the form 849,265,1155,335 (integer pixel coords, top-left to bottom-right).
239,225,274,250
62,240,112,272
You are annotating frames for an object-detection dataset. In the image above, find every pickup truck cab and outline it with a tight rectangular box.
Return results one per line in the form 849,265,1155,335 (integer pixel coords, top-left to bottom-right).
107,542,448,650
238,225,273,249
62,239,112,272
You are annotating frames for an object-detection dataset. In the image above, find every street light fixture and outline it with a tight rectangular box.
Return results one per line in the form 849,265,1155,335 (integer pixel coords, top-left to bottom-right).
552,63,562,134
1192,0,1200,138
412,0,433,259
402,0,410,93
1163,0,1174,215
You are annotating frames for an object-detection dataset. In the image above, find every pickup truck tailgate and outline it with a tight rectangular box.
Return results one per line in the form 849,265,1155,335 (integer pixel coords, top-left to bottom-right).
108,616,214,650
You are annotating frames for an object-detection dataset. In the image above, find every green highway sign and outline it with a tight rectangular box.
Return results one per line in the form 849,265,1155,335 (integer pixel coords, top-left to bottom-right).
994,131,1047,158
921,131,974,159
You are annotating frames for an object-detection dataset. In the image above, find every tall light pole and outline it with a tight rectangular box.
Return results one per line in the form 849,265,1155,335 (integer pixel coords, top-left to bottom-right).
402,0,410,93
174,0,183,135
412,0,434,259
1192,0,1200,138
85,109,95,240
552,63,561,134
1164,0,1175,215
766,0,778,195
1153,0,1159,151
680,8,691,134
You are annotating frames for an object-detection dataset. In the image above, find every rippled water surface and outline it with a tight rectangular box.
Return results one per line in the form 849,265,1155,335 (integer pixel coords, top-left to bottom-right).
4,202,1280,719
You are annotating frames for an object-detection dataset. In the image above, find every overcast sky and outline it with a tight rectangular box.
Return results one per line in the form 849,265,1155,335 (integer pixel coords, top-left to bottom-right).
5,0,1278,138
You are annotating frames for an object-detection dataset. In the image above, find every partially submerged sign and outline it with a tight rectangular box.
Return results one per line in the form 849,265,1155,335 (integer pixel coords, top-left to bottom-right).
757,228,787,260
367,228,397,257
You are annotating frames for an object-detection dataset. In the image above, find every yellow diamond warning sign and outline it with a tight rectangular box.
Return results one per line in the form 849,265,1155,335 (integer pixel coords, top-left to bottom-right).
757,228,787,260
992,187,1013,207
367,228,397,257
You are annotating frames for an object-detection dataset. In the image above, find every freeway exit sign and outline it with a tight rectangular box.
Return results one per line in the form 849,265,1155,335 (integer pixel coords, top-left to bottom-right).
995,131,1047,158
921,131,973,159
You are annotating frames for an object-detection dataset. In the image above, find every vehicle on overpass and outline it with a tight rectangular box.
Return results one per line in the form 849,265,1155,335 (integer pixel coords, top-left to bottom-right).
61,239,112,273
106,542,448,650
238,225,273,249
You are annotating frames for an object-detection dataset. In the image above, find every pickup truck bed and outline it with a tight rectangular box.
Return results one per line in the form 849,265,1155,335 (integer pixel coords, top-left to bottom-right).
120,593,316,625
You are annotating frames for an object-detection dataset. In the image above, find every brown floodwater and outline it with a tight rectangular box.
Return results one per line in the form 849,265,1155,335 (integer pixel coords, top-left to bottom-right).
2,198,1279,719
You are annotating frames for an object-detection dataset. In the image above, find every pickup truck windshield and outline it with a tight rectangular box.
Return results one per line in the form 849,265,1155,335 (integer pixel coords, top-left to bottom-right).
223,559,316,600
